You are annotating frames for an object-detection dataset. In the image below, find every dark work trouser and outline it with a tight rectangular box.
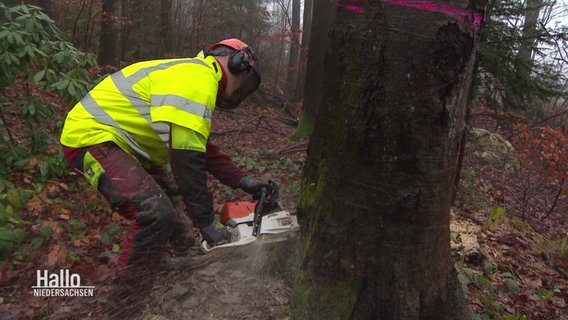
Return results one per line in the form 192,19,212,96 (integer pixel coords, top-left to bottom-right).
66,142,194,317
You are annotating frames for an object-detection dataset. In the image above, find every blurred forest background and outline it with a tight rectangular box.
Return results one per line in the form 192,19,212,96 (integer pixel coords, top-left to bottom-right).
0,0,567,319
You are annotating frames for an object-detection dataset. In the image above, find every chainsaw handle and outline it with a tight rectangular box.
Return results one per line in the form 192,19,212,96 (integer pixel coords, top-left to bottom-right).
252,187,267,237
266,180,279,203
257,187,268,211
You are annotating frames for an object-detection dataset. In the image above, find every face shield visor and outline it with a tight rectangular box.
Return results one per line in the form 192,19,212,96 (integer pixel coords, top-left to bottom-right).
216,62,261,109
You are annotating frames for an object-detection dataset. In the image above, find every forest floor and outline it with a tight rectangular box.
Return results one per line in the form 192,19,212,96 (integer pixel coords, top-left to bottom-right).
0,102,566,319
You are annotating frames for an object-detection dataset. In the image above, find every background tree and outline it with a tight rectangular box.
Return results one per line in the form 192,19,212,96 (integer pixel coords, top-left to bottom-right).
120,1,171,61
7,0,308,105
292,0,486,318
160,0,174,54
294,0,314,105
518,0,543,63
98,0,122,67
8,0,566,115
475,0,567,116
464,0,567,221
291,0,334,138
286,0,301,100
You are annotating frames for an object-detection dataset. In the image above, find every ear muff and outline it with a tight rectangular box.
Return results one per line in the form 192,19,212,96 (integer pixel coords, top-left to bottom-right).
228,47,254,74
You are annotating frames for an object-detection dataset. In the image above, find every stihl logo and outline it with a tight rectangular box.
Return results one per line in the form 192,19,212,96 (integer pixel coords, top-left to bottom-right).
32,269,95,297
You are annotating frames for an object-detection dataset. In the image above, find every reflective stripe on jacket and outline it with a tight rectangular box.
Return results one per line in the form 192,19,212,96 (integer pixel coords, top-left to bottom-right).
60,53,222,166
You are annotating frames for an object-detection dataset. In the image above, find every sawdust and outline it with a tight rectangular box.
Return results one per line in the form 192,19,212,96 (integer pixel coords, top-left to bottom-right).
151,240,294,319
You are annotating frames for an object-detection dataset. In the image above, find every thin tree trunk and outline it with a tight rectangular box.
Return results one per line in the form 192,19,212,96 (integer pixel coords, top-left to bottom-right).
518,0,543,64
98,0,122,67
160,0,173,54
508,0,543,108
294,0,313,103
291,0,334,138
287,0,301,100
452,106,471,206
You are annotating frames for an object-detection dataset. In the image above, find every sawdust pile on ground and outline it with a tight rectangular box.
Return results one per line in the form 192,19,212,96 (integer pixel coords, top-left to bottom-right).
153,243,293,320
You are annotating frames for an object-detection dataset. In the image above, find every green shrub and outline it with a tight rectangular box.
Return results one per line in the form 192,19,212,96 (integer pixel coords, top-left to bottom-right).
0,4,97,260
0,180,31,258
0,3,96,177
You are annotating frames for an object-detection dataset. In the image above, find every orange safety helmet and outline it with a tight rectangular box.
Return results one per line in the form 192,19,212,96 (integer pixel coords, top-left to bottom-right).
209,38,258,74
209,38,261,109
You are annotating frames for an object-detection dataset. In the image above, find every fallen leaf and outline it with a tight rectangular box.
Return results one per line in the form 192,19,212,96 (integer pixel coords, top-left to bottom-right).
93,265,110,282
57,182,69,191
111,212,121,222
27,198,44,213
47,244,64,266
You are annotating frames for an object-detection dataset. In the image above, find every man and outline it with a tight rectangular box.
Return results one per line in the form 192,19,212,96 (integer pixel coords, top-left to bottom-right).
60,38,275,318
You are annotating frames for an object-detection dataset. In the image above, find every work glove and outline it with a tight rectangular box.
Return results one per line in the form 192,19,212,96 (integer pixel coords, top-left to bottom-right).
239,177,279,200
200,218,230,246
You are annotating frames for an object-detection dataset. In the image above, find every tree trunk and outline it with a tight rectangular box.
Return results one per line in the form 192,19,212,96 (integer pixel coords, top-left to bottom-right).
98,0,122,67
294,0,314,104
506,0,543,108
160,0,173,54
518,0,543,64
287,0,302,100
293,0,486,318
291,0,335,138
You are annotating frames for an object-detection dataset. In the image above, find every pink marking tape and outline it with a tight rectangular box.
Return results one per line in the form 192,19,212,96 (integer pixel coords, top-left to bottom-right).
336,0,484,27
382,0,484,26
336,3,366,13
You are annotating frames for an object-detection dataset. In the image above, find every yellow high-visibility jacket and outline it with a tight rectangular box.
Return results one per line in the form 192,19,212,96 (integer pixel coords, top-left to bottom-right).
60,52,222,166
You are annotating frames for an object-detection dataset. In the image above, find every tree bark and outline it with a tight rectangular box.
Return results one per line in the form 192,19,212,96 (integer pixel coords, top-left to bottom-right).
293,0,486,318
160,0,173,54
518,0,543,64
98,0,122,67
291,0,335,138
287,0,302,100
506,0,543,108
294,0,314,104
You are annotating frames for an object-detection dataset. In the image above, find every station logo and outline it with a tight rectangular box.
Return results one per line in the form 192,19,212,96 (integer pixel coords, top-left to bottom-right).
32,269,95,297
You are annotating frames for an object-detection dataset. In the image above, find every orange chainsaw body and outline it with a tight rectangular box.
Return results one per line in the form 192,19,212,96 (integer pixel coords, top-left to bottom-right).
220,200,258,225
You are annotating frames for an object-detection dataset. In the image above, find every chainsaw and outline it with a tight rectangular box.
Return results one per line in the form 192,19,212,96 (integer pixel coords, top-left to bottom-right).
200,181,299,253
